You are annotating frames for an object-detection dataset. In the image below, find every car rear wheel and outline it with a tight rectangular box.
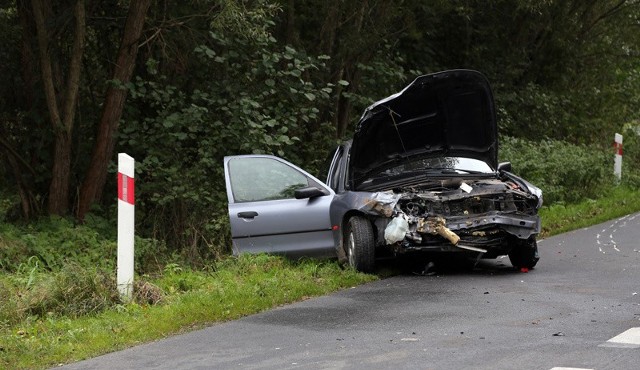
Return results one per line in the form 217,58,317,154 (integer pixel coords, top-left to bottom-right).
345,216,375,273
508,238,539,269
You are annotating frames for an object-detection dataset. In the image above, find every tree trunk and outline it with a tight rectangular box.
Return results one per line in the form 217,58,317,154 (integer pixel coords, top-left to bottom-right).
77,0,151,220
47,131,72,214
31,0,86,215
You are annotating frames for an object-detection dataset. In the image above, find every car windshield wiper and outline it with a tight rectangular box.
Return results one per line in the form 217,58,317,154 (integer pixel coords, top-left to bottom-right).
453,168,491,174
423,168,488,175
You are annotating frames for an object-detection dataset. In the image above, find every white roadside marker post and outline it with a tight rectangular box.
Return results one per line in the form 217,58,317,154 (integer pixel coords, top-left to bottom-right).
117,153,135,301
614,133,623,182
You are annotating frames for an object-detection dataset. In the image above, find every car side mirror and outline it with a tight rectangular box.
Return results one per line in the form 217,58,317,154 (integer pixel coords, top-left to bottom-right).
498,162,512,172
294,186,326,199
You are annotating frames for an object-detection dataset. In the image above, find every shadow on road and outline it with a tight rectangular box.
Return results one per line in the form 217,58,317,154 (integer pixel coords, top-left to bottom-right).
375,254,521,278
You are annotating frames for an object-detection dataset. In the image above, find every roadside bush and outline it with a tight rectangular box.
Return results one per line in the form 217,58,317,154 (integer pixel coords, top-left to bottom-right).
0,262,119,327
0,217,115,272
23,263,120,318
499,136,613,204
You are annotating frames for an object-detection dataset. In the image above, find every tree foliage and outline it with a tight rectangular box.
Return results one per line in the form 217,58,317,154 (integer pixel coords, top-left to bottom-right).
121,21,337,258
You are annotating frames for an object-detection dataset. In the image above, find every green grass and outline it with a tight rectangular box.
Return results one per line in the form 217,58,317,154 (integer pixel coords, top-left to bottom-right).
0,254,375,369
539,185,640,238
2,185,640,369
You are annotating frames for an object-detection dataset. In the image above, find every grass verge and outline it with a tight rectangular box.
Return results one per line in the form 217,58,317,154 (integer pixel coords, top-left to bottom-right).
0,255,375,369
539,185,640,237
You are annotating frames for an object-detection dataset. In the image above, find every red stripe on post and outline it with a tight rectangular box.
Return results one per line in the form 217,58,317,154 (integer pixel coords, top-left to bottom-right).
614,142,624,156
118,172,135,205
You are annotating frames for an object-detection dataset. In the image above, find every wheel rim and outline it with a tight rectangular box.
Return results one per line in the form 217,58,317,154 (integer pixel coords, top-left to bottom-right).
348,232,356,267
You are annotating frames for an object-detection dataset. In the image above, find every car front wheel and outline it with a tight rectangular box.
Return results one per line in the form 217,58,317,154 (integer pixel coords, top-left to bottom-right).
508,238,539,269
345,216,375,273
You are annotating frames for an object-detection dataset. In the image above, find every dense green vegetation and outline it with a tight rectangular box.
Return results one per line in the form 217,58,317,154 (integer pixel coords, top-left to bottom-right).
2,2,640,367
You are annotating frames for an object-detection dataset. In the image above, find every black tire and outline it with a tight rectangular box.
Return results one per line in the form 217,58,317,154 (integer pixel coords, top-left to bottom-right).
508,239,539,269
345,216,375,273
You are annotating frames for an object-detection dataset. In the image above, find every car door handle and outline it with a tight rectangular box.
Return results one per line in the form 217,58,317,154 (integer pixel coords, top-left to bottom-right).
237,211,259,219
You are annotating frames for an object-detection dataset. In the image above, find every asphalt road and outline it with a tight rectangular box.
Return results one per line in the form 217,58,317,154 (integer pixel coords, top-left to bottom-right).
61,214,640,370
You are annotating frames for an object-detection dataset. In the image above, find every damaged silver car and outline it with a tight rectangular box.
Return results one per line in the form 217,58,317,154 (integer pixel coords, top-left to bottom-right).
224,69,542,272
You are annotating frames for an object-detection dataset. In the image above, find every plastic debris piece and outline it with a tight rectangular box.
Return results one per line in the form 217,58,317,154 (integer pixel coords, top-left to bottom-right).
459,182,473,193
400,338,419,342
384,216,409,244
552,332,565,337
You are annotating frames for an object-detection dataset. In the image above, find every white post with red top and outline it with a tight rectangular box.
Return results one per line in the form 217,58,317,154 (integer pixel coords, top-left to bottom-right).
614,133,623,182
117,153,135,301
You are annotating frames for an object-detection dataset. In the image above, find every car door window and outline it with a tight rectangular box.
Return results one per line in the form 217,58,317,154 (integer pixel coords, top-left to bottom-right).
228,157,310,202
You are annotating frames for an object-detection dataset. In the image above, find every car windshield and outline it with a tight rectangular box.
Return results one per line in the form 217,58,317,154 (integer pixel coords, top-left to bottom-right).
379,157,494,177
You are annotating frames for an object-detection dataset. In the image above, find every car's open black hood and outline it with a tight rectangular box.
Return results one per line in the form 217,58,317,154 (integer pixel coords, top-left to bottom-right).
350,69,498,188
